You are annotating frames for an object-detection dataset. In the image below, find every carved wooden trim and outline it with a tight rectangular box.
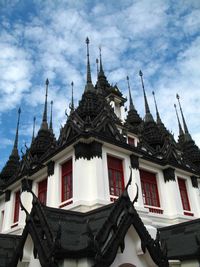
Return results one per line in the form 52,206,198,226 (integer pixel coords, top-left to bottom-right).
163,167,175,182
74,141,102,160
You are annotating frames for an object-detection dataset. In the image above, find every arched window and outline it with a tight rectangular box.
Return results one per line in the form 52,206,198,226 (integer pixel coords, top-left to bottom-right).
119,264,136,267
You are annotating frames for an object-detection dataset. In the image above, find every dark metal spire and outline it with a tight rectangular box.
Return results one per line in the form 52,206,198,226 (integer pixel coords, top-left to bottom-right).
41,79,49,130
126,76,135,110
32,116,36,143
174,104,184,136
85,37,94,92
49,101,53,132
99,46,104,75
96,58,99,78
12,107,21,155
139,70,153,122
152,91,162,124
176,94,192,141
69,81,74,112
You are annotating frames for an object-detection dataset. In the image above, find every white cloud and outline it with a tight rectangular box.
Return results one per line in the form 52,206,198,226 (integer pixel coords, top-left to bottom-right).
1,0,200,169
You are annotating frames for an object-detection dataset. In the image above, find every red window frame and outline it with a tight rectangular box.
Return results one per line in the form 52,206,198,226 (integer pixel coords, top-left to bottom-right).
61,159,73,203
140,170,160,207
107,155,124,198
128,136,135,146
13,191,20,223
178,178,191,211
38,179,47,205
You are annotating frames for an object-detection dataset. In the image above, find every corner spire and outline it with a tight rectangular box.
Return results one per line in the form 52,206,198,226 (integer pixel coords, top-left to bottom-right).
31,116,36,143
176,94,188,133
69,81,74,112
174,104,184,136
85,37,94,92
49,100,53,132
96,58,99,78
12,107,21,155
126,76,135,110
41,79,49,130
139,70,153,122
152,91,162,124
176,94,192,141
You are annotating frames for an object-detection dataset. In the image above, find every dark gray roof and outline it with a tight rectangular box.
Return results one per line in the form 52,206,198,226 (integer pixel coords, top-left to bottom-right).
43,203,113,257
0,234,21,267
160,218,200,260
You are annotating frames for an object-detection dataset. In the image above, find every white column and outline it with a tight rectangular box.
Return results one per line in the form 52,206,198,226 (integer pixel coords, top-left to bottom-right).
46,165,60,208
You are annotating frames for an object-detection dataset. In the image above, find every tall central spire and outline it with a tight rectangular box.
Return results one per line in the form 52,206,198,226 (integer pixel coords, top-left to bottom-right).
99,46,104,75
12,107,21,156
139,70,153,122
85,37,94,92
49,100,53,132
152,91,162,124
41,79,49,130
127,76,135,110
176,94,192,141
32,116,36,143
69,81,74,112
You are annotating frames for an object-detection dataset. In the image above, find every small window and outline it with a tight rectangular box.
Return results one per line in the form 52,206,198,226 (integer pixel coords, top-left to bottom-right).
178,178,191,211
107,156,124,200
140,170,160,207
128,136,135,146
61,159,73,203
38,179,47,205
13,191,20,223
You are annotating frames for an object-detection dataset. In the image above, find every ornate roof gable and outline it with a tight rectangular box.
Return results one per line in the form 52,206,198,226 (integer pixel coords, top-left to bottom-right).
9,177,169,267
58,89,125,145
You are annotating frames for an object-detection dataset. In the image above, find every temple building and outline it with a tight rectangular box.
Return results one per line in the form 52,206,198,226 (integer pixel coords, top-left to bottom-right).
1,38,200,267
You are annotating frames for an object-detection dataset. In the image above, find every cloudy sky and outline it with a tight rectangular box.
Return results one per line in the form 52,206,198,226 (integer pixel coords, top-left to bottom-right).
0,0,200,170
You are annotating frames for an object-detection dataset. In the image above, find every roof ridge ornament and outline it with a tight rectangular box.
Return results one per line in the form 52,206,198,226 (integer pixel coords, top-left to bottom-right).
85,37,94,92
40,79,49,130
176,94,192,141
126,76,135,111
152,91,162,124
139,70,154,122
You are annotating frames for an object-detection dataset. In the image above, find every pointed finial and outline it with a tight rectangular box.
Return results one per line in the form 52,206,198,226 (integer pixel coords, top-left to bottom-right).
32,116,36,143
85,37,94,92
40,79,49,130
99,45,104,74
152,91,162,124
176,94,192,141
96,58,99,77
139,70,153,122
69,81,74,112
13,107,21,150
126,76,135,110
176,94,188,133
49,101,53,132
174,104,184,136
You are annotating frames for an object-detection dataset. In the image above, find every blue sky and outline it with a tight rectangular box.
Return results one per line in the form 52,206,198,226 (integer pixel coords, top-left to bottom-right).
0,0,200,170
